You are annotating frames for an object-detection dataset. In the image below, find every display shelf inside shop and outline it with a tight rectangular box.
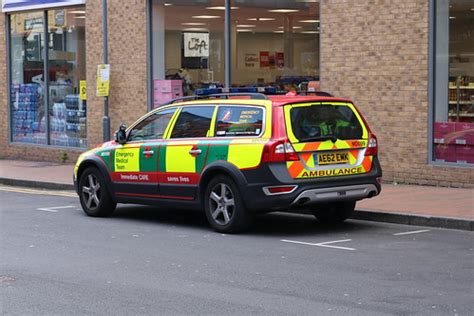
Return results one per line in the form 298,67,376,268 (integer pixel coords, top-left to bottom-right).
448,77,474,123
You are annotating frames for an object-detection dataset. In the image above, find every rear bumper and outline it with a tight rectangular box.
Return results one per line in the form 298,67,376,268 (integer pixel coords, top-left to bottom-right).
241,158,382,213
290,184,379,206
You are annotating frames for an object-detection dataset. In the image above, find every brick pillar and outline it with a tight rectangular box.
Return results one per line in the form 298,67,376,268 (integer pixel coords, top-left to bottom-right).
86,0,148,148
320,0,473,187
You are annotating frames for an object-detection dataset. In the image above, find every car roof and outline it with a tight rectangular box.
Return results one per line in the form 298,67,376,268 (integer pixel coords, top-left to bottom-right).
168,95,353,108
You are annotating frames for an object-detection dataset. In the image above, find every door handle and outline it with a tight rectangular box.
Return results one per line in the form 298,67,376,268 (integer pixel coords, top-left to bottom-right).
143,150,154,155
189,149,202,155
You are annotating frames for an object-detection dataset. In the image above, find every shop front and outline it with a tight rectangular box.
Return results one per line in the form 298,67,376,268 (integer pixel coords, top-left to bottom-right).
3,0,87,148
1,0,473,186
150,0,320,106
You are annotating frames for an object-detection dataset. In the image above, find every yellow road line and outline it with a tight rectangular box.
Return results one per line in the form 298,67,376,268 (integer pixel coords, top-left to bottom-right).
0,185,76,198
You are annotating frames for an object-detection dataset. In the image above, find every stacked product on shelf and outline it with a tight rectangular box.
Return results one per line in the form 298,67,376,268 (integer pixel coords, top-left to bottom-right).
50,95,87,148
434,121,474,164
50,102,68,146
65,94,87,148
11,83,45,144
448,76,474,122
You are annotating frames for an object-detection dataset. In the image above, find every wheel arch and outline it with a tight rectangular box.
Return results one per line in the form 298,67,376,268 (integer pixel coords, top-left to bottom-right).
199,162,248,206
77,156,115,198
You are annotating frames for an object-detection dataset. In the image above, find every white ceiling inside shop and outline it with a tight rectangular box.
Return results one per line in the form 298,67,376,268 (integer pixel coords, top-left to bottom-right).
155,0,320,33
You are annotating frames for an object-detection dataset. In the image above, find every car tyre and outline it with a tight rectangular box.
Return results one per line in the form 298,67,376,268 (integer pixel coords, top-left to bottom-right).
79,167,116,217
311,201,356,224
204,175,253,233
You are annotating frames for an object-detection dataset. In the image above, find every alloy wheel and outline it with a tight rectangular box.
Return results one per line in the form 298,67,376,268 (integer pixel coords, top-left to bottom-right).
209,183,235,225
82,174,101,210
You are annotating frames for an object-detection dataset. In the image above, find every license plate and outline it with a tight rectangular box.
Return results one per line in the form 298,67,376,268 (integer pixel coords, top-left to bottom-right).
316,152,349,165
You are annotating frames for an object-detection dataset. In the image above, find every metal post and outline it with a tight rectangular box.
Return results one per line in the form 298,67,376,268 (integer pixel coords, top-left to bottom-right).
224,0,231,88
6,15,13,143
102,0,110,141
43,10,50,145
146,0,153,111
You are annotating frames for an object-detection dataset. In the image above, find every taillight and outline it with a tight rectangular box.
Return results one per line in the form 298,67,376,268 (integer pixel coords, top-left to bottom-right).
262,139,299,162
365,133,378,156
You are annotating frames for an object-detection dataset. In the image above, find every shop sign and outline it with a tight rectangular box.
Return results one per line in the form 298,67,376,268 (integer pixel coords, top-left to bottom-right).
260,51,269,68
2,0,85,13
275,52,284,68
184,32,209,57
24,16,43,30
54,9,65,27
96,64,110,97
79,80,86,100
244,53,258,68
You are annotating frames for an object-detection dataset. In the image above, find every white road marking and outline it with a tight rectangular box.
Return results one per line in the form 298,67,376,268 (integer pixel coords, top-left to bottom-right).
281,239,356,251
37,205,76,213
0,185,76,198
393,229,431,236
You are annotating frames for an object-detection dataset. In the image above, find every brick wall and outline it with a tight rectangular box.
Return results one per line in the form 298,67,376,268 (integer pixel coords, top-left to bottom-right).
0,0,148,163
321,0,474,187
85,0,148,148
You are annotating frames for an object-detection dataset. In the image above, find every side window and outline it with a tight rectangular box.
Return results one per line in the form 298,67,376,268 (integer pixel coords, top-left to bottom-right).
170,106,214,138
215,106,264,137
128,108,176,141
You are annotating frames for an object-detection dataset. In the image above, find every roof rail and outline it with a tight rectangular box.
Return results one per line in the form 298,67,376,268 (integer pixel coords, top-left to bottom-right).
161,92,268,106
206,92,268,100
161,95,206,105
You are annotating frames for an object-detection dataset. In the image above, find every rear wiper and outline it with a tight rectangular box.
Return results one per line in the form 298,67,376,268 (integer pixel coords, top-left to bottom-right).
299,135,338,143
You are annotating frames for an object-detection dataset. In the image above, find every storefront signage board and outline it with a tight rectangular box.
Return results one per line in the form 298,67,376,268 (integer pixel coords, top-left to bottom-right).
184,32,209,57
2,0,85,12
96,64,110,97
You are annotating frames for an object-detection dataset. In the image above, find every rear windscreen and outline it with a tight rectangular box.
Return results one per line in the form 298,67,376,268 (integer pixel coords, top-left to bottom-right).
290,104,363,141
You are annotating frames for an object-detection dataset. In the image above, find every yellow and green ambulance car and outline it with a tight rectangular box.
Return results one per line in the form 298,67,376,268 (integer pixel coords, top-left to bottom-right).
74,93,382,233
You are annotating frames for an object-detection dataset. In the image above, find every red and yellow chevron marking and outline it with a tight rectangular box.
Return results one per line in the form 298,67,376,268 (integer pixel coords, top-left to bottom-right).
287,155,373,179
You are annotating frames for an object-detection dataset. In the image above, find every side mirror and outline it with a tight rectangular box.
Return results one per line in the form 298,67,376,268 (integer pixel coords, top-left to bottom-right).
115,123,127,145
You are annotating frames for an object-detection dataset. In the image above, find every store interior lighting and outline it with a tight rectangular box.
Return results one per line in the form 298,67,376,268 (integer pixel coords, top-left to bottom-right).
268,9,300,13
247,18,276,21
182,27,208,31
182,22,206,26
192,15,221,19
299,20,320,23
236,24,256,27
278,26,302,29
206,6,238,10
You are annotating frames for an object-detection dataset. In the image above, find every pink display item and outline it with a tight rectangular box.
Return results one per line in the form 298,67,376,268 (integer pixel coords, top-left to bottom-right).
434,144,457,163
454,122,474,145
433,122,456,144
154,80,183,93
153,80,183,108
455,145,474,164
